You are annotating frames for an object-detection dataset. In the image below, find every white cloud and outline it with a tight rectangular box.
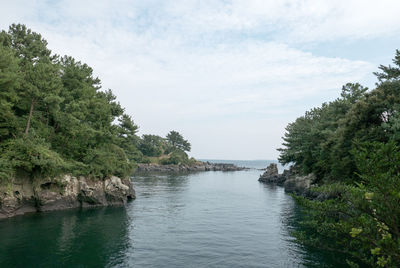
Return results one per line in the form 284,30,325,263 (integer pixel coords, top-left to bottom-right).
1,0,395,159
165,0,400,42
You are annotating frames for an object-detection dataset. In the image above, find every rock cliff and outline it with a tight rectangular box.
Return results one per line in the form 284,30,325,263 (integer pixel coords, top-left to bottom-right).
258,163,286,185
259,164,316,196
0,173,135,219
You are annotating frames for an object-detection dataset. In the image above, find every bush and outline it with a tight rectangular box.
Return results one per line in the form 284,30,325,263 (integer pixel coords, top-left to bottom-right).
160,150,188,165
0,136,70,178
83,144,134,178
293,142,400,267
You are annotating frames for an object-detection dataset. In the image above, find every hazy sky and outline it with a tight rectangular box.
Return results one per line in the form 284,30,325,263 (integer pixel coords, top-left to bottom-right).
2,1,400,160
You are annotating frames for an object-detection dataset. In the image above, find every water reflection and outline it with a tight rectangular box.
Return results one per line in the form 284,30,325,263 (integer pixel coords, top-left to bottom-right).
133,173,190,195
0,169,342,267
0,207,129,267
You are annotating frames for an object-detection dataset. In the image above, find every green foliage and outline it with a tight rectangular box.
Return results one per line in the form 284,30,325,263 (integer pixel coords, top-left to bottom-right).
165,130,191,153
115,114,143,162
160,150,189,165
282,50,400,267
0,45,20,141
83,144,134,178
293,142,400,267
0,24,143,180
0,135,70,178
138,157,151,164
279,83,367,180
278,68,400,181
136,131,193,163
0,23,197,181
138,134,165,157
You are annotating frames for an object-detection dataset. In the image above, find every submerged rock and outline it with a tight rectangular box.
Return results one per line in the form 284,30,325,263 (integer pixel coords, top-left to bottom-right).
0,174,135,219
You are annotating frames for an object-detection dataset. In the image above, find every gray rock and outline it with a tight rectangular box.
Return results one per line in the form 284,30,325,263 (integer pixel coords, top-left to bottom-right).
283,173,316,196
258,164,317,197
258,163,286,185
0,174,135,219
136,162,247,173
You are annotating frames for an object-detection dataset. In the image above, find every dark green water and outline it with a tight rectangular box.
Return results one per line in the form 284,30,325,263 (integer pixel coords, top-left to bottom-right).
0,165,342,267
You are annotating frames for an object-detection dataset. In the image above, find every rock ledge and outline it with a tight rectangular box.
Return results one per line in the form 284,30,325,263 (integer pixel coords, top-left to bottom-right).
136,162,247,173
259,163,316,196
0,174,135,219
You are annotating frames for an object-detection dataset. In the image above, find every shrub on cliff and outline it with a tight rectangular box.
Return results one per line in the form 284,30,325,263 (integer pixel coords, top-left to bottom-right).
293,142,400,267
160,150,189,165
138,134,165,157
0,136,71,179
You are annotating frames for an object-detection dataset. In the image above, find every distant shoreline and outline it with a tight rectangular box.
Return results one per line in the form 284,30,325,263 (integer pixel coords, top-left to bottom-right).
135,161,248,173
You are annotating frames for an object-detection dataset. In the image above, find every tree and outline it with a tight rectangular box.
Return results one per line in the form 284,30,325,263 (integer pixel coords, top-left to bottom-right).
138,135,165,157
281,51,400,266
165,130,191,152
116,114,142,162
293,142,400,267
278,83,367,180
1,24,62,136
0,45,20,141
0,24,137,179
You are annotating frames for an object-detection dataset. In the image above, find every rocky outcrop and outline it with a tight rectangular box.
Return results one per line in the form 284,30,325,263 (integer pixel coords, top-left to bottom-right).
258,163,286,185
258,164,316,196
283,173,316,196
0,174,135,219
136,162,247,173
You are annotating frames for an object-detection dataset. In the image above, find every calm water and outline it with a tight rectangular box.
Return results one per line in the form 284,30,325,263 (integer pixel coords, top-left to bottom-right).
0,161,341,267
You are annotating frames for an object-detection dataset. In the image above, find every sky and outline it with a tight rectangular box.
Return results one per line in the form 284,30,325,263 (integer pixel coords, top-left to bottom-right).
2,0,400,160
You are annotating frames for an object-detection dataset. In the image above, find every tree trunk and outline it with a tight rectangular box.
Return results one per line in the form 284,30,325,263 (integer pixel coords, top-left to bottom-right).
46,104,49,126
25,98,35,135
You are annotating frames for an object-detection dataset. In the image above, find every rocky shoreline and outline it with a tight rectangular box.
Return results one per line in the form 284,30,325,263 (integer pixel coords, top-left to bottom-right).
135,162,248,173
0,161,246,219
258,163,317,197
0,172,135,219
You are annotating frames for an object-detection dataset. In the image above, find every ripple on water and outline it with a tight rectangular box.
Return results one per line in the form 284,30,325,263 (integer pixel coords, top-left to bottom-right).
0,169,342,267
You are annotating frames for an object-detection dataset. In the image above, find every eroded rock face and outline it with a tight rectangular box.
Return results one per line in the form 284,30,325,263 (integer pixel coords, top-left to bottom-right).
104,176,134,205
78,178,107,207
0,174,135,219
258,163,286,185
0,173,36,219
283,173,316,196
35,175,81,211
258,164,317,197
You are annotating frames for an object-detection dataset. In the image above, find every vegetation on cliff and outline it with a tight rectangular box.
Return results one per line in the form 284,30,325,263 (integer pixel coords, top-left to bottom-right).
138,130,194,165
279,51,400,267
0,24,192,181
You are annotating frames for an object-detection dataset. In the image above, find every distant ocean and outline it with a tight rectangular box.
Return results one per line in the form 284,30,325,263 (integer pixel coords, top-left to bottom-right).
199,159,286,172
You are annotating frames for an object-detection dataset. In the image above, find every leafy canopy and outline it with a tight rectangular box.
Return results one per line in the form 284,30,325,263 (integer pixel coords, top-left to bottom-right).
281,50,400,267
0,24,142,179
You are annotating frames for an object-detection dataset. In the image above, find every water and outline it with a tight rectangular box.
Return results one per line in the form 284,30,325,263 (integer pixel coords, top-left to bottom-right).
0,161,340,267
